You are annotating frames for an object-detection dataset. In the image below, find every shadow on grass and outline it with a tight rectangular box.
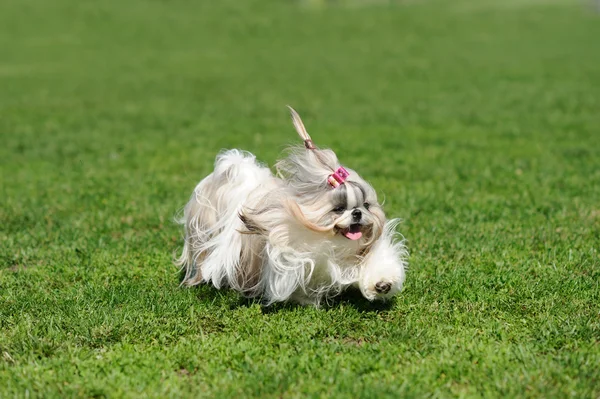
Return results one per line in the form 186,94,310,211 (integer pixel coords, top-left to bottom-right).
260,292,394,314
262,288,395,313
185,277,394,314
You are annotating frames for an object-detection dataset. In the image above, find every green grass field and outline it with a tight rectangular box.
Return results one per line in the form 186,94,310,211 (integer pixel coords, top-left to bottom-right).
1,0,599,397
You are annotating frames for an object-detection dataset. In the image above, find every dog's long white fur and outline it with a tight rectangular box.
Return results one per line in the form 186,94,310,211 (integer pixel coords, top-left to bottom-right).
177,146,407,305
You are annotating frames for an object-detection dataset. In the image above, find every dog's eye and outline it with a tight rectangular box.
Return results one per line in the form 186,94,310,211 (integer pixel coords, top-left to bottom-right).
332,206,345,214
363,202,370,210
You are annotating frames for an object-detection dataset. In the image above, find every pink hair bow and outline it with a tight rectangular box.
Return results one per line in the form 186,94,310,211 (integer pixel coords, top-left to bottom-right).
327,167,349,189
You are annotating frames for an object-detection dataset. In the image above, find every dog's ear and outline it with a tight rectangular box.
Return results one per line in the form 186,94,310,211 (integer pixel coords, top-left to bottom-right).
239,200,335,237
284,199,333,233
238,211,268,235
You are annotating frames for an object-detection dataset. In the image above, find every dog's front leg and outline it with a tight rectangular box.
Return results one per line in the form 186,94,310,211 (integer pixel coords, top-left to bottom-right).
358,222,407,301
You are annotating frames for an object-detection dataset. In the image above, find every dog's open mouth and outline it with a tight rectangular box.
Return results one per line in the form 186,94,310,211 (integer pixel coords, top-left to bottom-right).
339,223,362,241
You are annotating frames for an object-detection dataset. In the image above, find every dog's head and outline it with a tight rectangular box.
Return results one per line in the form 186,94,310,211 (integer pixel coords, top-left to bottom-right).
275,108,386,251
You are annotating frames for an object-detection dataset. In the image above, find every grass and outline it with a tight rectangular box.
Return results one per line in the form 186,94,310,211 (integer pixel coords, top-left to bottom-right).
1,0,599,397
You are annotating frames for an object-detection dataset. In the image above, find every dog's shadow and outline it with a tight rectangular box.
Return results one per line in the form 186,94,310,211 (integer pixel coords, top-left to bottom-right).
186,278,394,314
259,290,394,314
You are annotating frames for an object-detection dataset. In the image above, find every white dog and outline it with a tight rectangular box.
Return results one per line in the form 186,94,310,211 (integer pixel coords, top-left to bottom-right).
176,107,407,305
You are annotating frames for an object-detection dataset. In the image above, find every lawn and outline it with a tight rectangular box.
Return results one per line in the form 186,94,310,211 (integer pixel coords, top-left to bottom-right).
1,0,599,397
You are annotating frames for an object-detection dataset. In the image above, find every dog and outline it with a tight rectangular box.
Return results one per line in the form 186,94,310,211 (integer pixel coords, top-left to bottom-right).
176,107,407,305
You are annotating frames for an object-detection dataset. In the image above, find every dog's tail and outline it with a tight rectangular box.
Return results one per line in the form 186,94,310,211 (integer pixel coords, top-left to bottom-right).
214,150,263,181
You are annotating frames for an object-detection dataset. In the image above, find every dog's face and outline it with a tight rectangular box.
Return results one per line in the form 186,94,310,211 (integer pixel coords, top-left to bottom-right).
294,171,386,249
276,147,386,252
328,177,386,244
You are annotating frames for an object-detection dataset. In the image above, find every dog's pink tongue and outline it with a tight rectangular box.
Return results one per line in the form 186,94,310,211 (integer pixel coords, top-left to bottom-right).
345,231,362,240
344,225,362,241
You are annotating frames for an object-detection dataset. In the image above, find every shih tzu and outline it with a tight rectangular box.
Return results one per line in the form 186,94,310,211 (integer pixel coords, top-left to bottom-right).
176,107,407,305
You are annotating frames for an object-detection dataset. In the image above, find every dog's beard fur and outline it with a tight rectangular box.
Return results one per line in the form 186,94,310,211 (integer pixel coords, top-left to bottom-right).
176,145,406,305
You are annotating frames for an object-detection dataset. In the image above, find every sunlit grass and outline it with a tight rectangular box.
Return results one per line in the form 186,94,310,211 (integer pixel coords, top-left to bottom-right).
1,0,599,397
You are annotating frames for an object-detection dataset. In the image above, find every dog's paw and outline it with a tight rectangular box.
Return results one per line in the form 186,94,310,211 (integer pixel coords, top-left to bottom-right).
360,278,402,301
374,281,392,294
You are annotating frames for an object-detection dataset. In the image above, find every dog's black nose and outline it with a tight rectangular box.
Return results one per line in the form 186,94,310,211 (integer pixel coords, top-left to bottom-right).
352,209,362,221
